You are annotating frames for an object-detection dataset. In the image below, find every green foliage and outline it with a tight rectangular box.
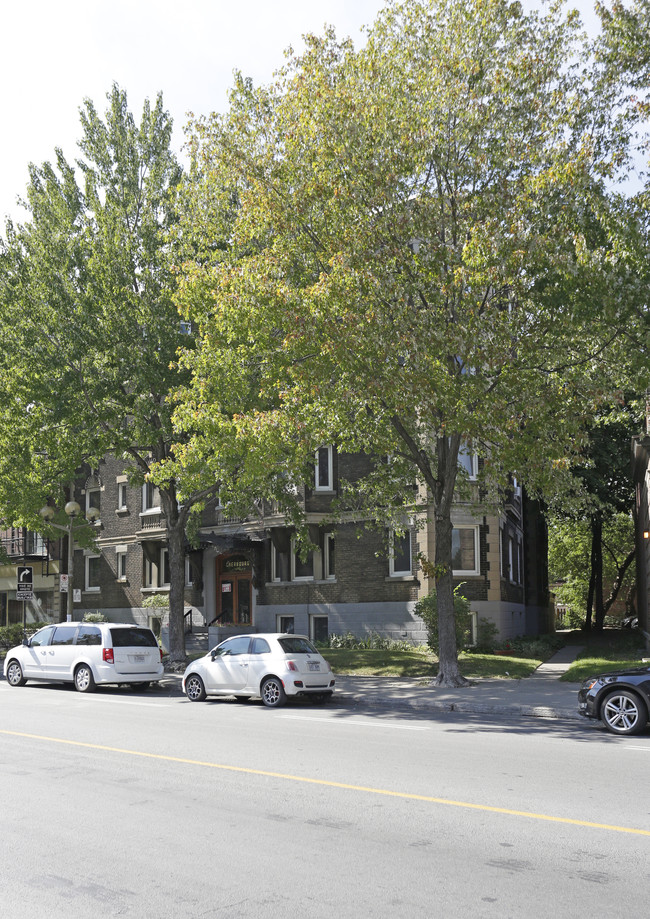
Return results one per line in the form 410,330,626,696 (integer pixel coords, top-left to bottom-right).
319,632,419,652
0,622,49,650
82,612,107,622
176,0,646,684
415,587,472,655
549,511,635,626
142,593,170,609
474,618,499,652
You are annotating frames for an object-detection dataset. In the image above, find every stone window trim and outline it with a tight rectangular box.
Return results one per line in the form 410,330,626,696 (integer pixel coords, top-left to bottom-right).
84,551,101,593
388,528,413,577
452,525,480,577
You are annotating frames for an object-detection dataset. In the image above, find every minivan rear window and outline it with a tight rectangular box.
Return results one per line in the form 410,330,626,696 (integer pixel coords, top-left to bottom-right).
110,627,158,648
278,637,318,655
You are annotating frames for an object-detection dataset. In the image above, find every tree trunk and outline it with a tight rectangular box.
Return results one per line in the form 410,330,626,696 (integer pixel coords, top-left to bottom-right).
592,513,605,632
433,509,469,687
160,487,187,664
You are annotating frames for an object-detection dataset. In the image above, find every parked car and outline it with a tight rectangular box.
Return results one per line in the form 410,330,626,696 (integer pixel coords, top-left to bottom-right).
578,666,650,735
182,633,335,707
3,622,164,692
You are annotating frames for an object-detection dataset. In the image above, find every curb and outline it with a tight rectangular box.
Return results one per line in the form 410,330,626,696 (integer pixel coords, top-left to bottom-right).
158,671,581,721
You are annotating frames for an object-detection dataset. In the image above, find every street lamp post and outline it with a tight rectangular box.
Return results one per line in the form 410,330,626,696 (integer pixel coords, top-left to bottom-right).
39,500,100,621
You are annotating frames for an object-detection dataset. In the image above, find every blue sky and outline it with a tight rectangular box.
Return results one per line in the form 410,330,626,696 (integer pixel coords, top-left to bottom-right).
1,0,604,228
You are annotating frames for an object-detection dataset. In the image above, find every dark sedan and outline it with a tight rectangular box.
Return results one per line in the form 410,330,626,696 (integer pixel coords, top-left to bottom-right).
579,666,650,736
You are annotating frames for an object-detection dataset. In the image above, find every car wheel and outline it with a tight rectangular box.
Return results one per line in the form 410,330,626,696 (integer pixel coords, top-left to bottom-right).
6,660,26,687
602,690,647,736
261,677,286,708
74,664,96,693
185,674,206,702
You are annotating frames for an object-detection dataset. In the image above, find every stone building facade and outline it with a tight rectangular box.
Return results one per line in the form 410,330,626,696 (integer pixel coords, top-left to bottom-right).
54,447,552,645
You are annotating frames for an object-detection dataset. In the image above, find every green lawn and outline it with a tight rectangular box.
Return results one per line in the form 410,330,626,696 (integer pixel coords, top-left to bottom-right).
559,631,648,683
322,647,542,680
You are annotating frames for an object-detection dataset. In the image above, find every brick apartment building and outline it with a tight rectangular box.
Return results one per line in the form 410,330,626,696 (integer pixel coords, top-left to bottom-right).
29,447,552,645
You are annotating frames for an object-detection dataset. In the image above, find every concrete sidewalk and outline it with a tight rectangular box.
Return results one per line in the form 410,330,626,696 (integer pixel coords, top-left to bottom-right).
161,644,586,721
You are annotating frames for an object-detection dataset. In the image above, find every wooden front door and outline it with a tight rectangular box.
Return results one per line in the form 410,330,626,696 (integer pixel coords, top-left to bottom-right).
216,555,252,625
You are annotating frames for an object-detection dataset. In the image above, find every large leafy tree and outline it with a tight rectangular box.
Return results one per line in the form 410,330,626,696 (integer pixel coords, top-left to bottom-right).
176,0,644,685
0,86,214,661
548,404,641,630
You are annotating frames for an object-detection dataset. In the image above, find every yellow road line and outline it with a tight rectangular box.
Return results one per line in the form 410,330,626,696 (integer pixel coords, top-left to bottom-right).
3,728,649,837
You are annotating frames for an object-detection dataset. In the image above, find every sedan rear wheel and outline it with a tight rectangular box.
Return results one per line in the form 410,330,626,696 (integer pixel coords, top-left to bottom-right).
261,676,286,708
74,664,96,693
185,674,206,702
6,660,26,687
602,690,647,736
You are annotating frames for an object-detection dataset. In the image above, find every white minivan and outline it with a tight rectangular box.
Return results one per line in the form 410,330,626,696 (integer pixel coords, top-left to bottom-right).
3,622,164,692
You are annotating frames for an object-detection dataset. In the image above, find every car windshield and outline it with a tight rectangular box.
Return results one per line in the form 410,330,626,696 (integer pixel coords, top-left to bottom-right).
278,637,319,655
110,628,157,648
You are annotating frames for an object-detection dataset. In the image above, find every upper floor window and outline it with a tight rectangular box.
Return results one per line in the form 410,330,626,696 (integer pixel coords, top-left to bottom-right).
315,446,333,491
389,529,412,577
324,533,336,580
85,553,101,592
117,480,128,511
451,526,480,576
142,482,160,514
86,487,101,517
458,446,478,480
292,539,314,580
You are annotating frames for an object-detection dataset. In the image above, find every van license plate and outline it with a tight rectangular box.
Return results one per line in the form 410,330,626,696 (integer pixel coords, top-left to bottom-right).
133,654,145,662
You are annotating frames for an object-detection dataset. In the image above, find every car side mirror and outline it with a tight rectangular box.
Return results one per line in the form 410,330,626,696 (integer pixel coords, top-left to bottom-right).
211,650,217,661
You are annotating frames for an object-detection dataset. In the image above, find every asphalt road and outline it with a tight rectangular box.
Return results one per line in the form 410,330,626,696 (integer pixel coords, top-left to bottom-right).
1,681,648,918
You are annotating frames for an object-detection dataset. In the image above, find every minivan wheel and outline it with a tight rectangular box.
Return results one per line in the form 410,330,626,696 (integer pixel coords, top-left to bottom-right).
602,690,647,736
6,660,26,687
74,664,96,693
185,674,206,702
261,677,286,708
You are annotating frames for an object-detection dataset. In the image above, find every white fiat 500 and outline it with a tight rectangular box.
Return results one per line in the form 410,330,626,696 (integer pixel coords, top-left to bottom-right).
3,622,164,692
182,633,335,707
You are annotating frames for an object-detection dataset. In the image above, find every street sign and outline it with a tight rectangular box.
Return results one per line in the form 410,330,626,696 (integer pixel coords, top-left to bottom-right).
16,565,33,601
60,574,69,593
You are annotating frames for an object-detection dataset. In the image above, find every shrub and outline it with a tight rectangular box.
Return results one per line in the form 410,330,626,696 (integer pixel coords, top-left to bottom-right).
0,622,49,650
318,632,418,652
474,618,499,652
415,587,472,655
142,594,170,608
82,612,107,623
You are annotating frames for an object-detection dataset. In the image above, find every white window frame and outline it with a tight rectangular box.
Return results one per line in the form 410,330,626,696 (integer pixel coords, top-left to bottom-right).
310,614,329,643
115,545,127,581
84,553,101,592
270,544,282,583
277,614,295,634
141,482,160,515
451,525,480,576
85,487,101,518
144,556,155,589
185,556,193,587
117,480,128,512
160,547,170,588
291,538,314,581
314,446,334,492
323,533,336,580
389,528,412,577
458,447,478,481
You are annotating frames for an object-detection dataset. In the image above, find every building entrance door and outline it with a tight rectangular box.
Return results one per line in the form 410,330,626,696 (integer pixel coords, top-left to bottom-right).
216,555,252,625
